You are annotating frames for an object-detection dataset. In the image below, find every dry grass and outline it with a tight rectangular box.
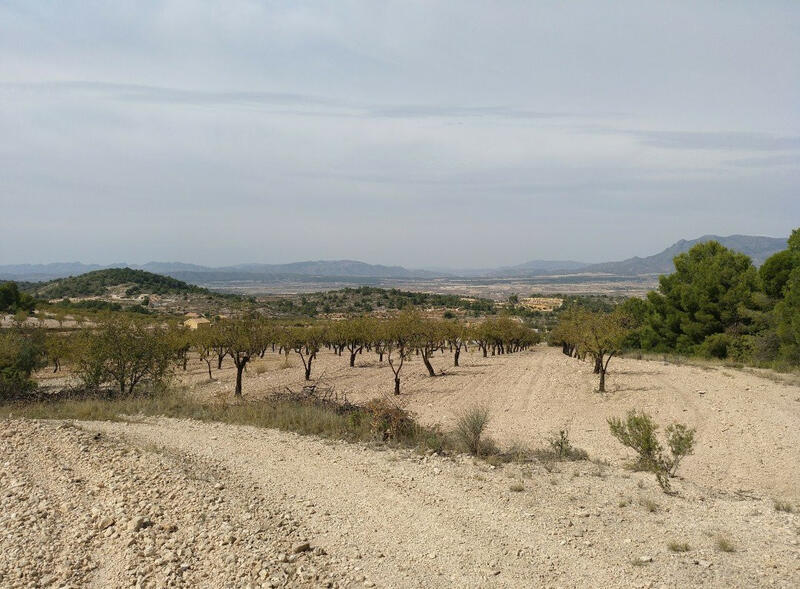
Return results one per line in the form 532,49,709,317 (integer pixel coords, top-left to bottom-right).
774,500,795,513
667,540,690,552
639,497,659,513
509,482,525,492
715,535,736,553
0,390,449,453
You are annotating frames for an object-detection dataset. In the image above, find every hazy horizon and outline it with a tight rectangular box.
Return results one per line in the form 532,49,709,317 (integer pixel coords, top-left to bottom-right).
2,2,798,267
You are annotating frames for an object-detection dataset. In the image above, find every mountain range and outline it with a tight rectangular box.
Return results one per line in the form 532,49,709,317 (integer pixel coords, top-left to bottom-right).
0,234,788,284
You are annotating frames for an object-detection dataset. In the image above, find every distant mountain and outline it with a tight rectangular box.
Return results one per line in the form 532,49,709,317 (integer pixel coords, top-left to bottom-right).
0,235,788,286
24,268,208,298
0,262,108,281
1,260,442,285
579,234,787,276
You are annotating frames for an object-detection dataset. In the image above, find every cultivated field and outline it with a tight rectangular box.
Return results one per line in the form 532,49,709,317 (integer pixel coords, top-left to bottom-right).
7,346,800,587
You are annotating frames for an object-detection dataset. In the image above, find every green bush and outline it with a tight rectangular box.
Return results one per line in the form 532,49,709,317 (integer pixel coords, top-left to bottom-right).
0,329,45,401
608,410,696,493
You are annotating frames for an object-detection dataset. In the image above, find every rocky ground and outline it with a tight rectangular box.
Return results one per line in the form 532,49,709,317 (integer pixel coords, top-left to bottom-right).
2,416,799,588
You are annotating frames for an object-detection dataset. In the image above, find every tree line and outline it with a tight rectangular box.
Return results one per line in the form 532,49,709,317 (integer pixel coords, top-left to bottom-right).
1,311,540,401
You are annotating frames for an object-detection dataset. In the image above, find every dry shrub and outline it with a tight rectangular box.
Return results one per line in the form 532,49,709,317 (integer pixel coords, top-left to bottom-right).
454,405,492,456
363,397,416,441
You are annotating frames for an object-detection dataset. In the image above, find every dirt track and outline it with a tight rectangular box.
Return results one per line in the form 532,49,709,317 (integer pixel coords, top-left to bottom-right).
3,417,799,588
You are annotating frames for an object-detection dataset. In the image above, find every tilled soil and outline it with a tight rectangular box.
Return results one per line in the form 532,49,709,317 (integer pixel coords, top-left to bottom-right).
2,417,799,588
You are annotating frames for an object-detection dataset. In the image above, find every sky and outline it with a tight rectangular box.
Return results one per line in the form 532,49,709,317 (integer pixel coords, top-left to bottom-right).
1,1,798,268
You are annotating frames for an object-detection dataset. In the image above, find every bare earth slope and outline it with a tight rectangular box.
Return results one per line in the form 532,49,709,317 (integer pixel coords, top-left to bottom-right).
2,417,799,588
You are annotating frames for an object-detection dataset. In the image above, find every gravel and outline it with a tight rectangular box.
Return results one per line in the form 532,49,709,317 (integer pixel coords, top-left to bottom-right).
2,415,798,587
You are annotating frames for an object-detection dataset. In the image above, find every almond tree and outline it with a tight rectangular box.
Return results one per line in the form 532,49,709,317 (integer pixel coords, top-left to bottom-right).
417,318,444,376
445,320,468,366
288,325,324,381
221,316,263,397
579,311,629,392
384,312,418,395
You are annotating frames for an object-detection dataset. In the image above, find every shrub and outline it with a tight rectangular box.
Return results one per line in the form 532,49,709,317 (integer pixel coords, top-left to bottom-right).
0,328,46,401
667,540,690,552
665,423,696,476
546,428,589,461
774,500,795,513
363,398,416,441
454,405,491,456
509,482,525,492
715,535,735,553
608,410,696,493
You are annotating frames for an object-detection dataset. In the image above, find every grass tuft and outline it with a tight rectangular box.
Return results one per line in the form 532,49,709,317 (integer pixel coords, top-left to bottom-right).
715,535,735,553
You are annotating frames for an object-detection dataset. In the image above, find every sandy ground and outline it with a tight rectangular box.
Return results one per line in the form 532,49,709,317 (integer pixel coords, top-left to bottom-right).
3,418,798,588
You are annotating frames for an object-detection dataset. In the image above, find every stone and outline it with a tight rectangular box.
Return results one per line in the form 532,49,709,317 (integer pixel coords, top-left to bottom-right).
292,542,311,554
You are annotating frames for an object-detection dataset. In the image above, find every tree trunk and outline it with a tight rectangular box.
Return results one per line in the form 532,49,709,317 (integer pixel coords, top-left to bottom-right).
599,368,606,393
379,351,384,362
349,351,357,367
206,360,212,380
305,356,313,380
217,354,224,370
422,353,436,377
594,356,602,374
454,348,460,367
394,376,400,395
235,364,244,396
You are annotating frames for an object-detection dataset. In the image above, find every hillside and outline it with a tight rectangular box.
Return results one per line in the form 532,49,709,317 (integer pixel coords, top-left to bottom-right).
26,268,208,299
579,234,787,276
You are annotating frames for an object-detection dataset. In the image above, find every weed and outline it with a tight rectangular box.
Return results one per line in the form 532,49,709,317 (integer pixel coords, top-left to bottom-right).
667,540,690,552
509,482,525,492
640,497,659,513
774,500,795,513
454,405,491,457
715,536,735,552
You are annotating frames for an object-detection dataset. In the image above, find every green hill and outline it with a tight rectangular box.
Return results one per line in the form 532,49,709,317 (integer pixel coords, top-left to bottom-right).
28,268,208,299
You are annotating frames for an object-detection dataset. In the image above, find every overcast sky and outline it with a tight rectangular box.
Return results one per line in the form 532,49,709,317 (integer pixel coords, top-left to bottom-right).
1,1,798,268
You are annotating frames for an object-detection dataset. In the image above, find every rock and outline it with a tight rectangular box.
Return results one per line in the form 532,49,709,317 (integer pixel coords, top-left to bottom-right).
129,516,152,532
292,542,311,554
98,517,115,530
638,556,653,564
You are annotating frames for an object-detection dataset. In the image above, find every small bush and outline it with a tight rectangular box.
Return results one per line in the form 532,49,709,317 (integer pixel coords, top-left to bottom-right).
667,540,690,552
608,410,696,493
363,398,416,441
547,428,589,461
665,423,695,476
254,363,268,375
774,500,795,513
454,405,491,456
640,497,659,513
509,482,525,492
715,535,735,553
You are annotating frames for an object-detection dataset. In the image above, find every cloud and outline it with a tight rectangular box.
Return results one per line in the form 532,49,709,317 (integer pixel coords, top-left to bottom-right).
627,130,800,152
